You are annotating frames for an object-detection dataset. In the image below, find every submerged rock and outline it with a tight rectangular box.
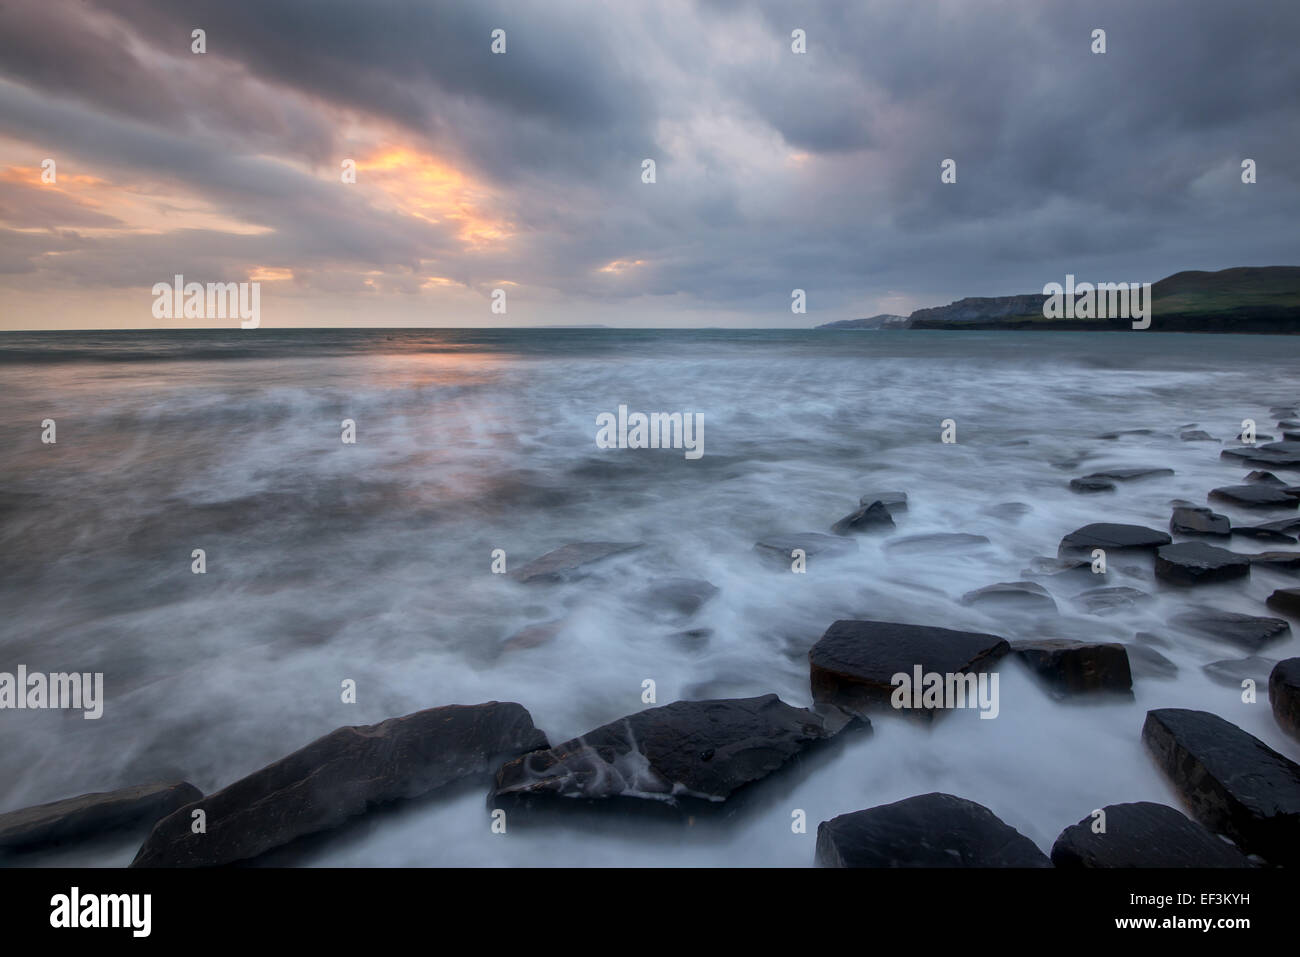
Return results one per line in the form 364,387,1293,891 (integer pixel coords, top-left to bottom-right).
1266,587,1300,617
1011,640,1132,696
1155,542,1250,586
1142,708,1300,866
1179,431,1218,442
1172,608,1290,651
830,501,894,536
1270,659,1300,740
1080,467,1174,483
809,620,1008,716
490,694,856,809
1058,523,1171,558
1203,656,1276,688
1124,644,1178,680
636,578,719,621
816,793,1050,867
1072,586,1151,615
1231,518,1300,544
1209,485,1300,509
0,782,201,853
1170,506,1230,537
1220,441,1300,469
1050,802,1249,868
884,532,990,553
132,702,548,867
754,533,858,568
509,542,644,584
1070,477,1116,494
960,581,1057,613
1245,470,1286,485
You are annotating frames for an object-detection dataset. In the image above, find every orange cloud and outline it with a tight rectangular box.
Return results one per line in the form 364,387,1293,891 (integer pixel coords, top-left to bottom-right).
355,146,512,248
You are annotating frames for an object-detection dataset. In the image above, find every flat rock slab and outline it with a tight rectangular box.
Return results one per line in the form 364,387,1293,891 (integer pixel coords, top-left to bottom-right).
1248,551,1300,572
0,782,201,853
1142,708,1300,866
1058,523,1171,558
1180,431,1217,442
1124,644,1178,680
509,542,644,584
960,581,1057,613
1210,485,1300,509
1271,659,1300,741
1221,442,1300,469
1072,586,1151,615
1170,506,1230,537
754,533,859,568
1082,467,1174,482
1172,608,1291,651
858,490,908,513
132,702,548,867
809,620,1008,716
816,793,1050,867
830,501,894,535
1011,640,1132,696
1050,802,1250,867
490,695,855,809
1266,587,1300,618
884,533,990,553
1203,656,1276,688
1070,477,1116,493
1231,518,1300,544
1155,542,1250,586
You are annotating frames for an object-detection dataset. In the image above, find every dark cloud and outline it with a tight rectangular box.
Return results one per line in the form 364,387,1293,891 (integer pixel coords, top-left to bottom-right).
1,0,1298,326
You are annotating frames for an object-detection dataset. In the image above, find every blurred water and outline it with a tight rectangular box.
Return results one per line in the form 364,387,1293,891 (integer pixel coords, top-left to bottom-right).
1,327,1298,866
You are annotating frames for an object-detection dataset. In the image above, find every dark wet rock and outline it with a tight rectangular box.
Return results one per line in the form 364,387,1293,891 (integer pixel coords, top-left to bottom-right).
1286,433,1300,442
857,490,908,514
1173,608,1290,651
1170,506,1230,538
490,695,856,809
1209,485,1300,509
1070,477,1115,493
1249,551,1300,572
1155,542,1250,586
1267,587,1300,617
1278,420,1300,430
1231,519,1300,544
0,782,201,853
960,581,1057,613
1011,640,1132,696
1179,430,1217,442
1142,708,1300,865
637,578,719,620
1203,656,1276,688
1058,523,1171,558
509,542,644,584
1245,470,1286,485
132,702,548,867
1221,441,1300,469
754,533,858,568
884,532,990,553
809,620,1008,716
830,501,894,536
1270,659,1300,741
1072,586,1151,615
1124,644,1178,680
1050,802,1249,868
815,792,1050,868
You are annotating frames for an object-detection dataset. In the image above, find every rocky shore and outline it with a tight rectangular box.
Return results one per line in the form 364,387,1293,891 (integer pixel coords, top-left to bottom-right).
3,416,1300,868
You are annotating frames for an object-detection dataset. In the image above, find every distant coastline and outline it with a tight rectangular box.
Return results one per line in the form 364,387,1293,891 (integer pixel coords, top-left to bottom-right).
818,265,1300,333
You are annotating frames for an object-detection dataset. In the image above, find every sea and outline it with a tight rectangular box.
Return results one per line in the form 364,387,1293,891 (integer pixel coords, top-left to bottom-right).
1,327,1298,865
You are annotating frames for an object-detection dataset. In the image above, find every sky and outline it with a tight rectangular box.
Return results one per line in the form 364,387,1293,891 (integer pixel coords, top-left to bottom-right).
1,0,1298,329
